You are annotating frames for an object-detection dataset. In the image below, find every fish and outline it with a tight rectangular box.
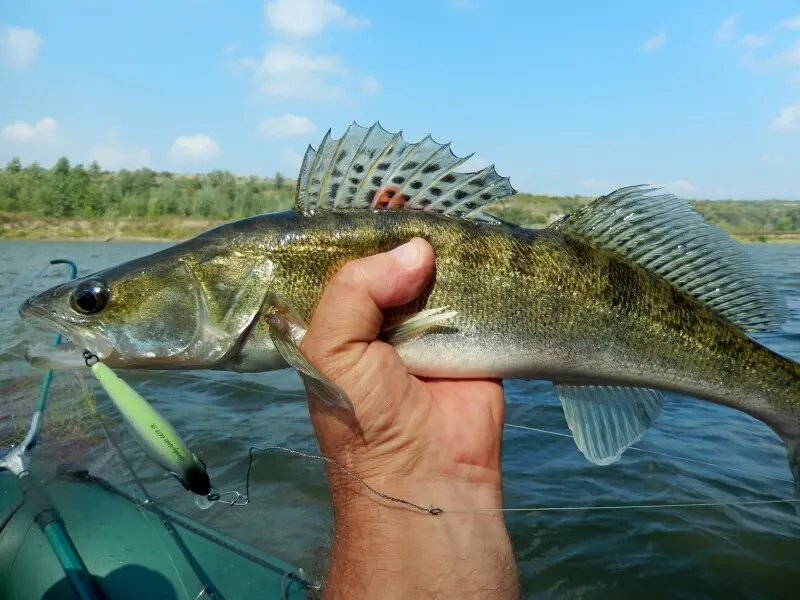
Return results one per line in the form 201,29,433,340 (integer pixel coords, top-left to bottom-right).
19,121,800,485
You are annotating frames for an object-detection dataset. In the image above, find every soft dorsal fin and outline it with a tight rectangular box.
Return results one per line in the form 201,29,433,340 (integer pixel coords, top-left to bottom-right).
294,121,516,223
549,185,787,332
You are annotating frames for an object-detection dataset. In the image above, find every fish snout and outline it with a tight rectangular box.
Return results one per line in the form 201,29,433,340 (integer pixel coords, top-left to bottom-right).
19,282,73,321
19,292,54,320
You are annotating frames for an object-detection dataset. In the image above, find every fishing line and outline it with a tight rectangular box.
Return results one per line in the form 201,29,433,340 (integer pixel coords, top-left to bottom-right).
226,445,443,515
0,263,52,315
135,371,308,400
64,355,799,518
220,442,800,517
134,373,795,486
447,498,800,513
505,423,795,484
117,371,797,515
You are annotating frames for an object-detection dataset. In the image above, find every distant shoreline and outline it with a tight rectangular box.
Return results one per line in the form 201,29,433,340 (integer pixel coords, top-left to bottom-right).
2,160,798,246
1,214,798,244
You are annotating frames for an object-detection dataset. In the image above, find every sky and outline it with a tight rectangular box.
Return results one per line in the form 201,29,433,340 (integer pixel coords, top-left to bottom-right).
1,0,799,200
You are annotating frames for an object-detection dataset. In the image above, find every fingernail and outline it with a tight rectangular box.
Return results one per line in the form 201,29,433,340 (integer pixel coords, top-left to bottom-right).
391,240,420,269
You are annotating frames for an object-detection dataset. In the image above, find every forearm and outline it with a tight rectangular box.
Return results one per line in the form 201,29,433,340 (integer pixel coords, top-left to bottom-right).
321,475,520,600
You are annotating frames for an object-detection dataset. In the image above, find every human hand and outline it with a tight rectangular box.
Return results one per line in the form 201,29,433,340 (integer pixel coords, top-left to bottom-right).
299,237,506,507
300,239,519,600
299,238,518,600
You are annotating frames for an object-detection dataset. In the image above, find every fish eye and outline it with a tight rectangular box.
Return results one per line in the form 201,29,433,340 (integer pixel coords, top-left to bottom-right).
70,280,110,315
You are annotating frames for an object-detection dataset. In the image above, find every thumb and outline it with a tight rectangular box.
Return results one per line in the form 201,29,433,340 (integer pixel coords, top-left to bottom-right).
300,237,435,380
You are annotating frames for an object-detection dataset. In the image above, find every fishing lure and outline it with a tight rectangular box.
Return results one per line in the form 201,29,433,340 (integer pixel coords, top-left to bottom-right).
82,350,214,505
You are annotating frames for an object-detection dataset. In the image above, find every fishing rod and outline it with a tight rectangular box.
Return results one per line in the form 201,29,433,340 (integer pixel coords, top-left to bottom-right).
0,258,104,600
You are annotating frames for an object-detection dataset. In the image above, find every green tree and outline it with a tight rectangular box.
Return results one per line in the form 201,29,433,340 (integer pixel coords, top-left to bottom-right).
6,157,22,173
0,156,795,238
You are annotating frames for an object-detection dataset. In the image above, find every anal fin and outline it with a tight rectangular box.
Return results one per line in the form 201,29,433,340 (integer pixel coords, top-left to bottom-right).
555,384,664,466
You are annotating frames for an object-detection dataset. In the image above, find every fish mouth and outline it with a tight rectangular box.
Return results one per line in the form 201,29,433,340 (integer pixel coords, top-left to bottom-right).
19,300,112,371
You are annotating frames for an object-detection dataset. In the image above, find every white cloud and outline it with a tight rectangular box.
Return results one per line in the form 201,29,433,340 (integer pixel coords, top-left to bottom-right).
0,26,42,68
715,14,738,42
259,113,316,138
738,34,769,48
222,42,237,56
771,104,800,131
641,31,666,52
88,139,151,170
280,149,304,171
170,134,221,162
1,117,59,144
235,2,373,104
265,0,367,37
780,15,800,30
360,75,380,96
242,44,348,101
772,40,800,68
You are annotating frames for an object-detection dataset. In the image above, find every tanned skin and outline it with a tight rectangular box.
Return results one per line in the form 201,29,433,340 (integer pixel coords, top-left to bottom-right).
300,238,520,600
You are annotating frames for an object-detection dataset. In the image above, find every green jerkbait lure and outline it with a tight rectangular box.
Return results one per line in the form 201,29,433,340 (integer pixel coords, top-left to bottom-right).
86,356,210,496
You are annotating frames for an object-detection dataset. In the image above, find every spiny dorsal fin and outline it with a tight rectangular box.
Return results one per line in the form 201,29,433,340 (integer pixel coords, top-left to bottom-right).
294,121,516,223
549,185,787,332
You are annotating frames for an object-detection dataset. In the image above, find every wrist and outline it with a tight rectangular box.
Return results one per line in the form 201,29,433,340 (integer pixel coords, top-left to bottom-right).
321,469,519,600
327,465,504,516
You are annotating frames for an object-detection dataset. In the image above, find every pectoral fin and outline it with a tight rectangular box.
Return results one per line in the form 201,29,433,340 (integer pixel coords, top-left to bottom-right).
265,307,354,412
381,307,459,344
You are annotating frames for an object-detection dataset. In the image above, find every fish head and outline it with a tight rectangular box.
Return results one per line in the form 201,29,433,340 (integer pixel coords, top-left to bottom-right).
19,238,276,371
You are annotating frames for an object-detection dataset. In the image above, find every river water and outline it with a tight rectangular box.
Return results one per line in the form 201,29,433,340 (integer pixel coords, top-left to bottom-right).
1,239,799,599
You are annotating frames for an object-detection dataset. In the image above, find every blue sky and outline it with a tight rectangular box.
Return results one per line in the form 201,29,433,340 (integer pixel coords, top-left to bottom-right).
1,0,799,200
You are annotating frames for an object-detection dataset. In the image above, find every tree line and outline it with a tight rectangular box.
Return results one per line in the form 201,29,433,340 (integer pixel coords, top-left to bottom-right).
0,156,294,220
0,156,798,233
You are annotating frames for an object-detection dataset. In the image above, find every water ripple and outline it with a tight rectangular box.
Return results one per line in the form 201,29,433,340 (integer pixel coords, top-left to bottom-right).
1,240,799,598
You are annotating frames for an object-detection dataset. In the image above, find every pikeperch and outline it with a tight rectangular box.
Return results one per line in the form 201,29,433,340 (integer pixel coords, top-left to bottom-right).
19,122,800,483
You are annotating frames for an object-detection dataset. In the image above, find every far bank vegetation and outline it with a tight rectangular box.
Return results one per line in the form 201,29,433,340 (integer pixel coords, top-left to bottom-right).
0,157,797,242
